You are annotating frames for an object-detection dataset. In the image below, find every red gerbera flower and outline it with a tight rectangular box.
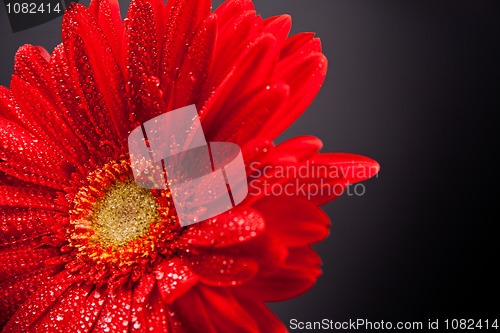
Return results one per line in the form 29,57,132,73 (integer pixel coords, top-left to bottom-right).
0,0,379,332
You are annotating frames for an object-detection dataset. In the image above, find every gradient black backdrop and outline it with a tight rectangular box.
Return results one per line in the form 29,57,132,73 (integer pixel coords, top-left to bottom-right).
1,0,499,330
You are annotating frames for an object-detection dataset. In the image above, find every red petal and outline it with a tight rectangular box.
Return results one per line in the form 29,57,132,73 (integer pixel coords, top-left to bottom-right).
263,15,292,46
183,250,258,287
49,45,101,155
122,0,166,125
92,0,124,66
154,258,198,304
10,76,87,166
173,285,262,333
63,4,127,142
0,236,46,254
198,285,260,333
208,83,289,144
54,286,108,333
249,145,379,205
259,52,328,139
0,208,66,246
253,196,330,246
144,298,170,332
1,272,74,332
0,116,69,178
160,0,211,96
239,233,288,277
172,286,217,333
237,246,321,302
0,247,60,283
235,297,288,333
211,11,262,82
214,0,254,23
133,76,167,125
130,275,155,333
313,152,380,182
93,286,132,333
236,268,321,302
201,34,279,129
132,273,156,304
0,265,62,328
0,163,66,190
0,186,64,211
240,138,274,168
172,14,217,109
13,45,56,104
124,0,163,83
285,246,322,272
299,153,380,205
28,284,94,332
280,32,322,60
266,135,323,163
176,208,265,248
0,87,17,123
0,172,29,187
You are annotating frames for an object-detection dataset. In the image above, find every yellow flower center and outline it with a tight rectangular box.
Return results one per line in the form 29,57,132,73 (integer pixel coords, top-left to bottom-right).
91,180,159,247
68,160,179,268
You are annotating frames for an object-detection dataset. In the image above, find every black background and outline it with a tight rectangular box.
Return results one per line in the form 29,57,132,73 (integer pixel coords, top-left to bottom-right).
1,0,499,329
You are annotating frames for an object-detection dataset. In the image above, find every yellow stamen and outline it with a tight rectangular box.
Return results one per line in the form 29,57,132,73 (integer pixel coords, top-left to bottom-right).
91,180,159,247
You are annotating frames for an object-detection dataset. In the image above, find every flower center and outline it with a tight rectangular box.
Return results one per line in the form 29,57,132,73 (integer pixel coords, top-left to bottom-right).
68,160,180,267
91,180,159,247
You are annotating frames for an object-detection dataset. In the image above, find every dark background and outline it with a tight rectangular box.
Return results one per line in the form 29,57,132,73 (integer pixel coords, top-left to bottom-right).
1,0,499,329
